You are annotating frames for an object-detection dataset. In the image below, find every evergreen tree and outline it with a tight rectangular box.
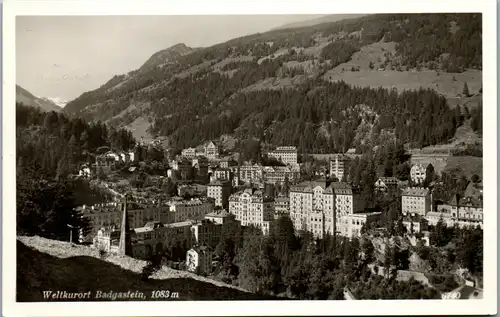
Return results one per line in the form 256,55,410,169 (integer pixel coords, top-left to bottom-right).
462,82,470,97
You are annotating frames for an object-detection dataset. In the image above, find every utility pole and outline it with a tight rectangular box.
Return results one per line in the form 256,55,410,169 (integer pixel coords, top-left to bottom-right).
67,224,74,243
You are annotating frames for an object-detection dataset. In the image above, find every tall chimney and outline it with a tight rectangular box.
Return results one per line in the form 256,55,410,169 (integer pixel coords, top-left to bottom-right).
118,194,131,256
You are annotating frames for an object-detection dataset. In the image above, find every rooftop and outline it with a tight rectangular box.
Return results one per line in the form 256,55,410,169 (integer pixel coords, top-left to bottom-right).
402,187,430,197
351,211,382,218
208,180,231,186
376,177,398,184
166,220,197,228
205,209,231,218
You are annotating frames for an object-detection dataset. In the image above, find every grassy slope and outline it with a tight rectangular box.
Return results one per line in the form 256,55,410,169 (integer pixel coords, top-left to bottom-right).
323,40,482,100
17,236,274,301
444,156,483,179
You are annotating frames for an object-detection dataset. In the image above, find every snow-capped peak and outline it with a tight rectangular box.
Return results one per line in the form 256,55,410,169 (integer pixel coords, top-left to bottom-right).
43,97,68,108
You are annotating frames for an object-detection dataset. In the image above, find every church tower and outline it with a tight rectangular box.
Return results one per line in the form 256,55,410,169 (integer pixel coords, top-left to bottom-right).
118,194,132,256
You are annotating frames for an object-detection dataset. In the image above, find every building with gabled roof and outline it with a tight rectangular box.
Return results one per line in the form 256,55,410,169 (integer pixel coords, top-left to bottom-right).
181,147,196,159
449,194,483,228
410,163,427,184
204,141,219,160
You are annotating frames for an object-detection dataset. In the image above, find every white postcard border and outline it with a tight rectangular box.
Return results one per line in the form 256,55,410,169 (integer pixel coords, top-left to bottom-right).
2,0,497,316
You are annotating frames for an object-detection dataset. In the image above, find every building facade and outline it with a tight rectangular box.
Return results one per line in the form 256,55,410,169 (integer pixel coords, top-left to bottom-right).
348,212,381,238
212,168,232,182
239,164,263,183
401,187,431,216
449,195,483,228
191,219,222,248
168,199,214,223
228,188,274,234
207,180,232,209
181,148,196,159
204,142,219,160
267,146,298,165
410,164,427,184
274,196,290,219
289,181,365,239
262,165,300,185
329,154,350,181
186,247,213,275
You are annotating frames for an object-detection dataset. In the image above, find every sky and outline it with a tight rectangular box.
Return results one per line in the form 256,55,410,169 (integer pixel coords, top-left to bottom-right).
16,15,324,102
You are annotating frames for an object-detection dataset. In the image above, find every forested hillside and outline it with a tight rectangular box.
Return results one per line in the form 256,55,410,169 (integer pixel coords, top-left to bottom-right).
63,13,482,152
16,103,136,240
17,103,135,179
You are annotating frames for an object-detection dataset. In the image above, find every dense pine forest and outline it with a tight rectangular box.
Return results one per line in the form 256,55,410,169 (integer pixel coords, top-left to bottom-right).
149,78,459,152
17,103,135,179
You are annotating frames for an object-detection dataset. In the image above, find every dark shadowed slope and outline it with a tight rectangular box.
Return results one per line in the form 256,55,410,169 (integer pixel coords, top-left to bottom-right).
17,239,277,301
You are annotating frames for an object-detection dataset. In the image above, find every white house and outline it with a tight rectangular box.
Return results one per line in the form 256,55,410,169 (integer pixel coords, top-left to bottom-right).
410,164,427,184
186,246,213,275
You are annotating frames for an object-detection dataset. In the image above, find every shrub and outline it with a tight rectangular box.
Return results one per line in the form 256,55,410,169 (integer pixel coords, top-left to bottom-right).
141,254,163,281
98,248,108,259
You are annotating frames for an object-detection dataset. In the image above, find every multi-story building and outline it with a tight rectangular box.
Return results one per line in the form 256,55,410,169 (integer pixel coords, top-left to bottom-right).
229,188,274,234
289,181,365,238
181,148,196,159
449,195,483,228
329,154,350,181
168,199,214,223
219,159,237,169
204,209,234,224
262,164,300,185
274,196,290,219
267,146,298,165
94,219,195,260
329,182,365,238
402,215,427,234
401,187,431,216
410,164,427,184
95,156,116,173
204,141,219,160
425,210,454,227
191,219,222,248
212,168,232,182
170,158,193,180
239,164,263,183
348,212,381,238
207,180,232,209
79,202,122,241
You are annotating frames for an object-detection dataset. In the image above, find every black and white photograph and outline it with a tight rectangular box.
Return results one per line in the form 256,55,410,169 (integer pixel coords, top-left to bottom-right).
2,0,497,316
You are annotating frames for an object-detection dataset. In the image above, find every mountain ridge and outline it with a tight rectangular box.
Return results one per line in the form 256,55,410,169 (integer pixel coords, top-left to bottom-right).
272,14,367,30
62,13,482,152
139,42,199,72
16,85,62,113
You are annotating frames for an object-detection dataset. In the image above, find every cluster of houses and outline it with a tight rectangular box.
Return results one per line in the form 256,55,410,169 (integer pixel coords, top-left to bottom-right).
88,196,236,274
83,143,483,275
78,150,138,178
181,141,220,160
